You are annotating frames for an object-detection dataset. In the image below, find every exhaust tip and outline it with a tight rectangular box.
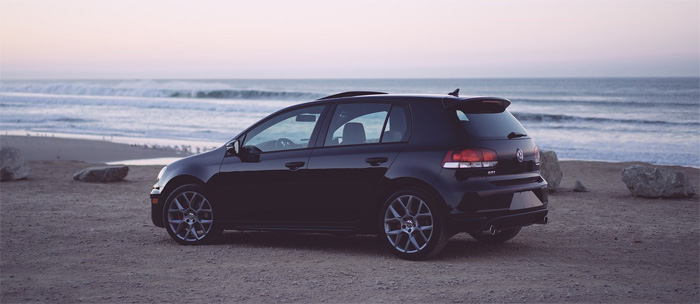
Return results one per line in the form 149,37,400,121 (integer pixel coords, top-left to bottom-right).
488,225,497,235
537,215,549,225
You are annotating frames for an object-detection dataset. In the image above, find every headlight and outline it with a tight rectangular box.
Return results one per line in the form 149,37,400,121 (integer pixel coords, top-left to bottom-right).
157,166,167,181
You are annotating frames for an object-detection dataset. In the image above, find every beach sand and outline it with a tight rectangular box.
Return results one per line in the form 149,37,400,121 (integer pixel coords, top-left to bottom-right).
1,135,190,163
1,136,698,303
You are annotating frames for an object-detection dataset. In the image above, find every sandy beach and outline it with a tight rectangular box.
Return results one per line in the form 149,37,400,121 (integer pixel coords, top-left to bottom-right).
0,135,191,163
1,135,698,303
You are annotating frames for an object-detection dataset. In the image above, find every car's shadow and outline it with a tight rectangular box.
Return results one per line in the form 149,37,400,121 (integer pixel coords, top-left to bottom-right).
202,231,538,261
212,231,386,257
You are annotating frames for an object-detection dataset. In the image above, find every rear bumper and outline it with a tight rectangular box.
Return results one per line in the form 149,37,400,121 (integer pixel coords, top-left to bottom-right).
449,207,548,233
433,169,549,233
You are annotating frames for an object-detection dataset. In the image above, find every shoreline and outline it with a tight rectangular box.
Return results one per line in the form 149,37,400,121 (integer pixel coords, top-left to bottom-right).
556,157,700,170
2,134,698,197
2,134,699,170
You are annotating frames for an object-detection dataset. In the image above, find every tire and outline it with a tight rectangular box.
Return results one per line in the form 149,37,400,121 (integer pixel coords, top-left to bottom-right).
470,227,521,244
379,189,449,260
162,184,223,245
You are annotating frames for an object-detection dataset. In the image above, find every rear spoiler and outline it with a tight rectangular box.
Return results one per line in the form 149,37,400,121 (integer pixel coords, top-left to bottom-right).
442,96,511,113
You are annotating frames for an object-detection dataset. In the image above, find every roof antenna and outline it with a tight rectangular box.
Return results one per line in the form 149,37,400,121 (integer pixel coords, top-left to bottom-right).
448,88,460,97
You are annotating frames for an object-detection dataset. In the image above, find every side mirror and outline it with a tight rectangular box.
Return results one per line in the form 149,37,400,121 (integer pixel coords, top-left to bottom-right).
226,140,240,155
239,146,261,163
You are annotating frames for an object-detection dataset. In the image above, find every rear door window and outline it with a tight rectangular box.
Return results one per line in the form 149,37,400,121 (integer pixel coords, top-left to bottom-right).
325,103,390,146
323,103,412,146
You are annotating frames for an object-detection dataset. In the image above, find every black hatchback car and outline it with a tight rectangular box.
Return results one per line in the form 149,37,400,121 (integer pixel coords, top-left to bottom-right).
150,90,548,260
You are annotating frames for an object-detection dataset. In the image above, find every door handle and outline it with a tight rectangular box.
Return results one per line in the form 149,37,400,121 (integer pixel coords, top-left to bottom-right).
365,157,388,166
285,161,305,171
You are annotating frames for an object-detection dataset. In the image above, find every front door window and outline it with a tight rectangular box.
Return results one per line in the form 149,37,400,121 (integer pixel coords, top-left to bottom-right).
243,106,324,152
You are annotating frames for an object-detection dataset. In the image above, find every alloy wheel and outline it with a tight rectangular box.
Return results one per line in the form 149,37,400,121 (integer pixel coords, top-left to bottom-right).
167,191,214,242
383,194,434,253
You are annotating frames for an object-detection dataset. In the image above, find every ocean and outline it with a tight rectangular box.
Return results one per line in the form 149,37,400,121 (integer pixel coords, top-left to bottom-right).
1,78,698,167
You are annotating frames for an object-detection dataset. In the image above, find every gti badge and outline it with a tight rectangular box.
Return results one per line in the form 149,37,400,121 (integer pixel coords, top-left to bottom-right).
516,148,524,162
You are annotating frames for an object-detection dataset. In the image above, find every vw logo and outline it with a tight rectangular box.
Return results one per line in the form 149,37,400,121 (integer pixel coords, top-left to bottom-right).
516,148,524,162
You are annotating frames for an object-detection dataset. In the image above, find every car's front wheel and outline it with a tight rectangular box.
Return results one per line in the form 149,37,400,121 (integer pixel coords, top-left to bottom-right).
163,184,222,245
379,189,448,260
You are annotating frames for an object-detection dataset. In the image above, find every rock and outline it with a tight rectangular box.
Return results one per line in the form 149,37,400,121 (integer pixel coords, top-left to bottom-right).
540,150,563,192
573,180,588,192
1,147,30,181
621,165,695,198
73,166,129,183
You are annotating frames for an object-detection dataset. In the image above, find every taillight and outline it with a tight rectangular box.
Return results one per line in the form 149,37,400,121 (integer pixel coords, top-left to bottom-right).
534,145,540,165
442,148,499,169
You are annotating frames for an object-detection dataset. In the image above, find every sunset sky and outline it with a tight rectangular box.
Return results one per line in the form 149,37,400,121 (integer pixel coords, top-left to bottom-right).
1,0,698,79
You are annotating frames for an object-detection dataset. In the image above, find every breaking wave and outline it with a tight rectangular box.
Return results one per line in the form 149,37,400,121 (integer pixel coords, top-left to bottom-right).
0,80,323,100
511,112,700,126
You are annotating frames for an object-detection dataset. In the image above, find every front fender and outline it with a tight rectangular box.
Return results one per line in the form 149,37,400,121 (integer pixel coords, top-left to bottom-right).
150,145,227,227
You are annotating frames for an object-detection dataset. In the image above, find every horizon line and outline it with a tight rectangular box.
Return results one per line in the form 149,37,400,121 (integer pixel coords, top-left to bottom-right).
3,76,699,81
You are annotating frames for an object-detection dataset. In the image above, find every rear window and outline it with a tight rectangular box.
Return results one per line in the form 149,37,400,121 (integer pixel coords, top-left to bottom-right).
455,109,528,139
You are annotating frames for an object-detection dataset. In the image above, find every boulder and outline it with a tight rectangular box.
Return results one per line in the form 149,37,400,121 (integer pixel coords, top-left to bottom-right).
540,150,563,192
73,165,129,183
621,165,695,198
1,147,30,181
573,180,588,192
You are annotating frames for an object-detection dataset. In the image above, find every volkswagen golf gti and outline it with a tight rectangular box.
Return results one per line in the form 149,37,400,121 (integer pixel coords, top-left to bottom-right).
150,90,549,260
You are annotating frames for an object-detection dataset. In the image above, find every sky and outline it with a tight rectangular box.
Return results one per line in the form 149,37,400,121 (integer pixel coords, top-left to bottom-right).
1,0,698,79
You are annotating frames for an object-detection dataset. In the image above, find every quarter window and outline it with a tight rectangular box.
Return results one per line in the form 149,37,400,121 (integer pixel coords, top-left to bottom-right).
382,105,410,143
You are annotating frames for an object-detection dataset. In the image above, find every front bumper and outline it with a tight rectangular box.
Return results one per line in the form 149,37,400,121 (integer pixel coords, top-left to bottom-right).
150,188,165,228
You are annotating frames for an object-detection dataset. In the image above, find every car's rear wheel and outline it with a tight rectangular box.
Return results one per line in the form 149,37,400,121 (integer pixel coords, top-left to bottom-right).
163,184,222,245
380,189,448,260
470,227,521,244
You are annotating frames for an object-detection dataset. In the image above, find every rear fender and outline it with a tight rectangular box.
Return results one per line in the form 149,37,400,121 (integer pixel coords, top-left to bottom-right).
376,177,450,218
